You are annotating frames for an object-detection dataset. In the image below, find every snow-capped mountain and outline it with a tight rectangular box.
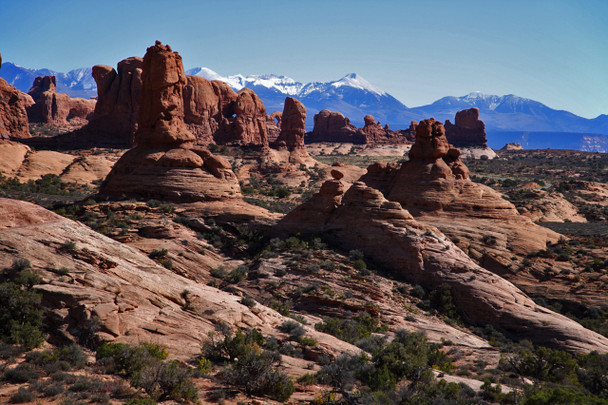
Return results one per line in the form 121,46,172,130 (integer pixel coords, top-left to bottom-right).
2,62,607,150
185,67,416,127
1,62,97,99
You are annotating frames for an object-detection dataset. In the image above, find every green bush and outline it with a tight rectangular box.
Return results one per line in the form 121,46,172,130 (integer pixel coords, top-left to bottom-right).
0,259,44,349
9,387,35,403
315,313,385,344
224,350,294,402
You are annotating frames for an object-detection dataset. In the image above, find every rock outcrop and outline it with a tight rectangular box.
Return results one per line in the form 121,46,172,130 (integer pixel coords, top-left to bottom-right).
359,118,558,275
183,75,237,144
87,57,143,146
26,75,95,125
0,197,356,360
308,109,359,143
278,181,608,354
0,78,30,138
501,142,523,151
307,110,415,145
99,41,241,201
273,97,306,150
444,107,488,147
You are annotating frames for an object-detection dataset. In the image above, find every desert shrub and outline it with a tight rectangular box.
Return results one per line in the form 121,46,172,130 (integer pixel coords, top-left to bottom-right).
43,384,65,397
202,326,264,363
3,363,41,383
9,387,35,403
96,343,195,402
210,265,247,284
428,284,460,320
224,350,294,401
502,343,578,385
315,313,385,344
131,360,197,402
410,284,426,299
148,249,168,259
279,320,306,341
240,295,256,308
0,259,44,349
125,399,158,405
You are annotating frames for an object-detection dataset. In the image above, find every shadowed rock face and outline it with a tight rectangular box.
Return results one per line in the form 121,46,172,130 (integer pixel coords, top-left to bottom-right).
27,75,95,125
99,42,241,202
278,181,608,354
445,107,488,147
89,57,143,146
0,78,30,139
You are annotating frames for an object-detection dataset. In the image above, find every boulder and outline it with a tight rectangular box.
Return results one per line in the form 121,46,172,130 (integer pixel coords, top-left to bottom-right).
0,78,30,138
444,107,488,147
99,41,241,202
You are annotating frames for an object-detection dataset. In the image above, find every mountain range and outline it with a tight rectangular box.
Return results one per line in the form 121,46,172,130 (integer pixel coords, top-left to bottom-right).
2,62,607,151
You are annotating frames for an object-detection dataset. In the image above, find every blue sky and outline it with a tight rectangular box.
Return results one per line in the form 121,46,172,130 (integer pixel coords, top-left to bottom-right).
1,0,606,118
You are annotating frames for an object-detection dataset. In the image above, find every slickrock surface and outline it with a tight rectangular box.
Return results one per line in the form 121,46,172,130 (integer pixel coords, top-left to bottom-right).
27,75,95,126
99,42,241,201
0,198,356,360
0,78,30,138
516,187,587,223
278,181,608,354
0,140,116,185
445,107,488,147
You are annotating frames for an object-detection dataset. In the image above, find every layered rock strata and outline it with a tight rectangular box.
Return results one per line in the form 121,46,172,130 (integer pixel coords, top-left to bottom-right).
278,181,608,354
99,41,241,201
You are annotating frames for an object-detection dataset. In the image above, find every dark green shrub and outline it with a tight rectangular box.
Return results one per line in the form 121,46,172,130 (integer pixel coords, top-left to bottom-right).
43,384,64,397
410,284,426,299
224,350,294,402
3,363,41,383
279,320,305,341
315,313,385,344
9,387,34,403
131,360,197,402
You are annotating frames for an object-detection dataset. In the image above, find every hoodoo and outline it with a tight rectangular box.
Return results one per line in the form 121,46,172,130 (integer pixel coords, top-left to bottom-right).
99,41,241,201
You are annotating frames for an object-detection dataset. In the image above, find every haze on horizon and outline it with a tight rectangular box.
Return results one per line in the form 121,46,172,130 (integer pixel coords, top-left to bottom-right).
1,0,606,119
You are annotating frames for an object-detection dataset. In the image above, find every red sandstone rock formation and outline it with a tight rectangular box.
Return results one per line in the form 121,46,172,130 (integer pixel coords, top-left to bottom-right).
273,97,306,150
27,75,95,125
0,78,30,138
308,109,359,143
444,107,488,147
308,110,415,145
278,180,608,354
358,118,558,276
88,57,143,146
99,41,241,201
266,111,282,143
183,75,237,144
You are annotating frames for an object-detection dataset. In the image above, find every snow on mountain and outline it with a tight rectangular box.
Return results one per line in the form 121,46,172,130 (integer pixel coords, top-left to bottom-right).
2,61,608,148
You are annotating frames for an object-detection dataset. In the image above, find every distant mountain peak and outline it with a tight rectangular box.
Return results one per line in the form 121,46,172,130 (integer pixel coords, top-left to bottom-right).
332,73,386,96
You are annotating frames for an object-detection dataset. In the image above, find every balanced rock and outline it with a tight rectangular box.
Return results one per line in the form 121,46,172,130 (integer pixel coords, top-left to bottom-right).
0,78,30,138
99,41,241,202
444,107,488,147
278,180,608,354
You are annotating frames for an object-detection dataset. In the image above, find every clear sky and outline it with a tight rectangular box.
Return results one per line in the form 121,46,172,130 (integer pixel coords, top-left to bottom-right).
1,0,606,118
